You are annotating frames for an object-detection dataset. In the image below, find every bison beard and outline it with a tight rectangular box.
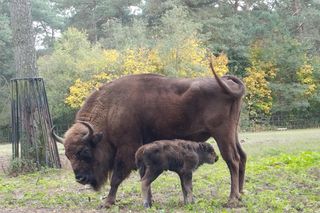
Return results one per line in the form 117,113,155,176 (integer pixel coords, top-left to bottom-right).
52,63,246,208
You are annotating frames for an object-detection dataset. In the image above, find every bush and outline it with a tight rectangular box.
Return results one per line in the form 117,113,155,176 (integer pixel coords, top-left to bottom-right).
6,158,38,177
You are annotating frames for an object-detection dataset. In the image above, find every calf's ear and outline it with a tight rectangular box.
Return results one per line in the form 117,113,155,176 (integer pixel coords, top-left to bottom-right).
91,132,103,147
201,143,213,153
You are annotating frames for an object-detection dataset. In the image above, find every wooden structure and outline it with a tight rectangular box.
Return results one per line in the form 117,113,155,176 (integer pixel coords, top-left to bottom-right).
11,77,61,168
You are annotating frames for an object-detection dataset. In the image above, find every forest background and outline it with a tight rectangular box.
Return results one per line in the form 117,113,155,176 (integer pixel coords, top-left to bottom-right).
1,0,320,137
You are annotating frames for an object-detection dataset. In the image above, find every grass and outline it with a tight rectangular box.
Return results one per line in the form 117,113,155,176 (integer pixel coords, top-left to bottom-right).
0,128,319,212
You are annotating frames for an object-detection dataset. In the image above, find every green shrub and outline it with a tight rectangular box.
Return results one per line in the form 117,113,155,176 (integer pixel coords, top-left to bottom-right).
6,158,38,177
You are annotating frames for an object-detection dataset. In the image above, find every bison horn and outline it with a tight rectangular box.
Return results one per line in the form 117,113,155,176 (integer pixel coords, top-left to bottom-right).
51,126,65,144
78,121,94,141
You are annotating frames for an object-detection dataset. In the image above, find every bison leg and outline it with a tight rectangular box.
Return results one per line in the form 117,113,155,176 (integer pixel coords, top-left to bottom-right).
179,172,194,205
236,139,246,194
103,161,131,208
141,167,162,208
212,129,241,207
102,147,137,208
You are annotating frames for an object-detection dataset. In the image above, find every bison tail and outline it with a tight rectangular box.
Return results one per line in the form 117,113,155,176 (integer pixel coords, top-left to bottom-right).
209,59,245,98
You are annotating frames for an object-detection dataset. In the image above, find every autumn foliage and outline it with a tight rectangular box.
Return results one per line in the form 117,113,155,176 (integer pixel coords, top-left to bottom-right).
64,34,229,108
38,29,318,126
244,43,276,120
297,60,317,96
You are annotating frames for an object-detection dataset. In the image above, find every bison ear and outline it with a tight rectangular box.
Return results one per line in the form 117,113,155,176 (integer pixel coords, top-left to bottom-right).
91,132,103,147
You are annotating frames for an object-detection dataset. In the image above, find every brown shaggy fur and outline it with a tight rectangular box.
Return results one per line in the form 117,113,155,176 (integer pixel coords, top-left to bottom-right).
54,70,246,208
135,140,218,207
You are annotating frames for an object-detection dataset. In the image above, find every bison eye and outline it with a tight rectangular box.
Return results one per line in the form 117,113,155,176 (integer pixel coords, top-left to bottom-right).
76,148,92,161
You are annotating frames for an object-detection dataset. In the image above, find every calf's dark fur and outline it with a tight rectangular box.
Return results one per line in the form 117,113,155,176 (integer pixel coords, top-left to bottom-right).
135,139,219,207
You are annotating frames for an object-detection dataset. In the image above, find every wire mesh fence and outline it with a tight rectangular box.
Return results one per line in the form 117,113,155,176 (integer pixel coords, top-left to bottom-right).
1,118,319,145
0,126,10,143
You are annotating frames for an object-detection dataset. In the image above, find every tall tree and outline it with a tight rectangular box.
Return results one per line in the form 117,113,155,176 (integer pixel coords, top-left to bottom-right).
53,0,141,43
30,0,320,128
0,0,14,79
9,0,62,169
10,0,37,77
0,1,13,127
32,0,66,50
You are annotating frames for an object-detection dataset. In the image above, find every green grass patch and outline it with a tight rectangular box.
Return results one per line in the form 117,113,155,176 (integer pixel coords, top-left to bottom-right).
0,128,319,212
0,169,102,210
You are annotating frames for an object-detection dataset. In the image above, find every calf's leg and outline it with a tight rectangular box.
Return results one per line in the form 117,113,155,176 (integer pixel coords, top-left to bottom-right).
141,168,162,208
179,172,194,204
138,165,152,204
179,174,188,204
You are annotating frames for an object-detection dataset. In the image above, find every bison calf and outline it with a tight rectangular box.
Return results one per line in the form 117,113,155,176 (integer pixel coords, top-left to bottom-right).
135,139,219,208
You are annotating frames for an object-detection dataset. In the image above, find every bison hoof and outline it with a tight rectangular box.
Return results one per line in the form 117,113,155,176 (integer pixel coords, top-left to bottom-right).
224,198,242,208
98,201,115,209
97,204,111,209
240,189,247,195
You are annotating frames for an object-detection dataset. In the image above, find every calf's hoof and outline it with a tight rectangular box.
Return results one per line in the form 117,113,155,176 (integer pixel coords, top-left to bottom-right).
143,201,152,208
184,197,195,205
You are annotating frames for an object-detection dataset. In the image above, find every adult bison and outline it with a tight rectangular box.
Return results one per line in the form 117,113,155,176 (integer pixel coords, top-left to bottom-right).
52,62,246,208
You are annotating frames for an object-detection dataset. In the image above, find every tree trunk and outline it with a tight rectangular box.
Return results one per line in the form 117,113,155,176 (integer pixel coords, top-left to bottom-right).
9,0,37,78
292,0,303,38
9,0,61,169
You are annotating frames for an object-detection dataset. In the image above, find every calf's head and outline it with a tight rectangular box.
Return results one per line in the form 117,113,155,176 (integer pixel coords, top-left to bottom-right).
52,121,104,190
198,143,219,164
